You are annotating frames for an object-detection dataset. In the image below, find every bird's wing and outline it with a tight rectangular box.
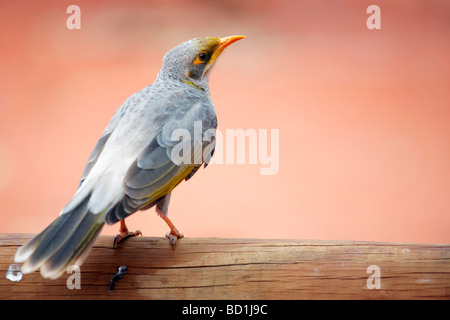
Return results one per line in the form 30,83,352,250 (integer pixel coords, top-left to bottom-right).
106,93,217,224
78,90,141,187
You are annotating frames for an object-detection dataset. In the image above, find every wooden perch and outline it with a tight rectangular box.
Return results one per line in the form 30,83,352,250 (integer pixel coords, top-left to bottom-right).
0,233,449,299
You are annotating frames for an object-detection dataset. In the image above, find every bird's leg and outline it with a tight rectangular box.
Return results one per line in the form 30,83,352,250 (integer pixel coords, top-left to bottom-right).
113,220,142,248
154,193,183,247
161,216,184,247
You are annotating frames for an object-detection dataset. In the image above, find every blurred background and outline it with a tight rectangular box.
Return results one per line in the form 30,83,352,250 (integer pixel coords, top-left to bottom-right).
0,0,449,243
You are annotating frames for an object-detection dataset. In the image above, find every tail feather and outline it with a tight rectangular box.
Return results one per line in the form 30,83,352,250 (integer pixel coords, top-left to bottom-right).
40,213,104,279
15,193,105,279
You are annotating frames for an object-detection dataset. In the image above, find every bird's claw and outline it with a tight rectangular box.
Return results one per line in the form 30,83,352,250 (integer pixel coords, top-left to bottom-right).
113,230,142,248
165,230,183,248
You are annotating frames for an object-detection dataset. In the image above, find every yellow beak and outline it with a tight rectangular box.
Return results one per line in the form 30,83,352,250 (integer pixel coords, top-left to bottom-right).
204,35,246,74
217,35,246,53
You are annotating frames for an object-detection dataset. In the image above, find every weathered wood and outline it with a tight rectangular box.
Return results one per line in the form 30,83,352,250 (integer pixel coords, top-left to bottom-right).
0,233,449,299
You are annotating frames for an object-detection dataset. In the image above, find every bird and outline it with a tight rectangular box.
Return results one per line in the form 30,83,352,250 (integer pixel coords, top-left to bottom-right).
14,35,245,279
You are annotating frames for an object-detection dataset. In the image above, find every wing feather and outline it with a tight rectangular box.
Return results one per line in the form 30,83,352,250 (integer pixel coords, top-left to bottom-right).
105,92,217,224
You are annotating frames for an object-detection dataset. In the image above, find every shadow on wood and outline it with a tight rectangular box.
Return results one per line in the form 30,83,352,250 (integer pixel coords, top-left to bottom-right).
0,233,449,299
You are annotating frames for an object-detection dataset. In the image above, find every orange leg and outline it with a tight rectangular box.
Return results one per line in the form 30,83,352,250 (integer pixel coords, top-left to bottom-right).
113,220,142,248
161,216,184,247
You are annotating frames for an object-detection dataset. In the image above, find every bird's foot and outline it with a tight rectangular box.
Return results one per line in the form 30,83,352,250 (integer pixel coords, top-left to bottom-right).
113,220,142,248
161,216,184,248
165,229,184,248
113,230,142,248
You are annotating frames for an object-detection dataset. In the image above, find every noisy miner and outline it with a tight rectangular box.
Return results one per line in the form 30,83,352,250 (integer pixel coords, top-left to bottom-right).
15,35,245,279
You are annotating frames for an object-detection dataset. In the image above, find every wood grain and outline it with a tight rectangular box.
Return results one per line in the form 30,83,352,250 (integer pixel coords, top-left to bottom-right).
0,233,449,299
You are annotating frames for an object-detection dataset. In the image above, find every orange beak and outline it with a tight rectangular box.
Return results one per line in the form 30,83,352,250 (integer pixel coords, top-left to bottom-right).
217,35,246,53
204,35,246,74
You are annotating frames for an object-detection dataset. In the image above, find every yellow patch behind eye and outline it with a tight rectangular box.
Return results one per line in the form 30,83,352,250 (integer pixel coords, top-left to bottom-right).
192,57,203,65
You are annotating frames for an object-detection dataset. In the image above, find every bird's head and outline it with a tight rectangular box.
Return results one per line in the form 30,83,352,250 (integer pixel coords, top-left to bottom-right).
158,35,245,91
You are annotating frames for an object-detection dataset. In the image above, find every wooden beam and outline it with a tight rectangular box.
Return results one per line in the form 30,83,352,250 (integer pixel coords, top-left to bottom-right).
0,233,449,299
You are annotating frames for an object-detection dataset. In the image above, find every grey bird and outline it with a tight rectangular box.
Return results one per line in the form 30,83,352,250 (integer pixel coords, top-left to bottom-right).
15,35,245,279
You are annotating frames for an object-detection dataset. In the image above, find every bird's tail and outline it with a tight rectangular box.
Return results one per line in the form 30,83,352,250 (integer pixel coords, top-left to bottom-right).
14,192,105,279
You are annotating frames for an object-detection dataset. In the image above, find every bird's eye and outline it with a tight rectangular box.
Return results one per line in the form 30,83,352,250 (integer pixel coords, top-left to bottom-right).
198,52,207,61
193,51,208,65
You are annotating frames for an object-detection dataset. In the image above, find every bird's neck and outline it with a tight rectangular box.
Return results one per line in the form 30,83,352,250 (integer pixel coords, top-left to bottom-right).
155,70,210,93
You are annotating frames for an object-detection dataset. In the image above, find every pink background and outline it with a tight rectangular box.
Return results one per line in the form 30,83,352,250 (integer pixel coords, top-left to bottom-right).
0,1,449,243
